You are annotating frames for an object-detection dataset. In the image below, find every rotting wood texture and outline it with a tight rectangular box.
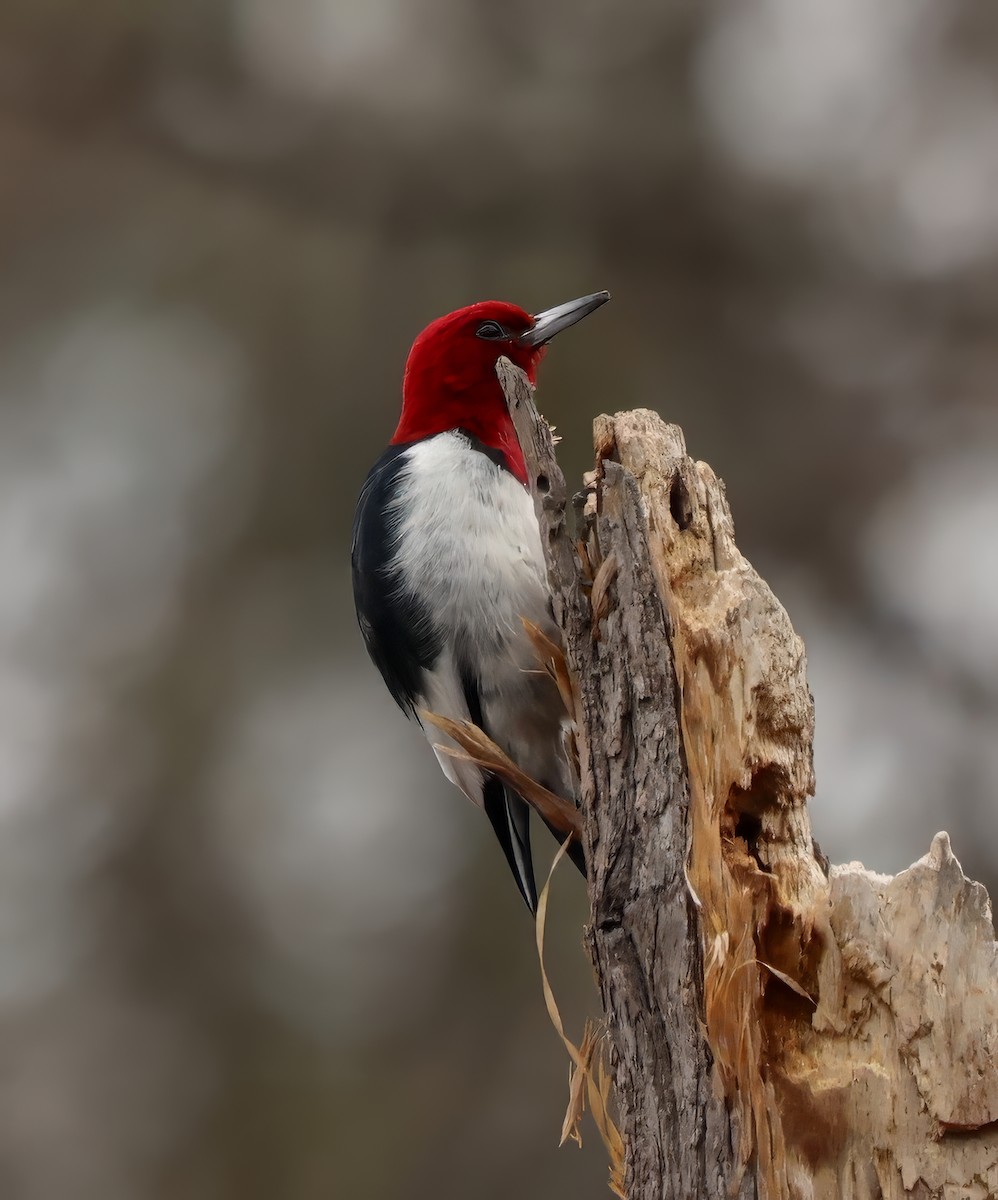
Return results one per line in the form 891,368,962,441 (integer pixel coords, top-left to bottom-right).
497,358,998,1200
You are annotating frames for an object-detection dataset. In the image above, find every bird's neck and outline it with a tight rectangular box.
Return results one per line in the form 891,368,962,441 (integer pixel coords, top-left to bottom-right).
391,383,528,485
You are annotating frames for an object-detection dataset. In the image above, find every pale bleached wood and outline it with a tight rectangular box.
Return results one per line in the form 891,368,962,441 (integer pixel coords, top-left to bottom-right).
602,409,998,1200
498,359,998,1200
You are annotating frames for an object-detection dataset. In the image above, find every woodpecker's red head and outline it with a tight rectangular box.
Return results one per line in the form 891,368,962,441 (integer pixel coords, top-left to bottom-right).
392,292,610,483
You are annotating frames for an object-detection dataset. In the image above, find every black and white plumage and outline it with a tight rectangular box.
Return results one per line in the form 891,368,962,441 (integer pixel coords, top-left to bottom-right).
351,292,608,912
352,429,575,912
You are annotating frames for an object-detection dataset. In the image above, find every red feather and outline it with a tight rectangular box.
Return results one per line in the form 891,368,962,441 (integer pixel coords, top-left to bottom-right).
391,301,547,486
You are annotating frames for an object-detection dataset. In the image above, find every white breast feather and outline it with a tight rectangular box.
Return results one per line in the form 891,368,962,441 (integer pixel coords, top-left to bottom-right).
391,432,548,654
389,432,564,806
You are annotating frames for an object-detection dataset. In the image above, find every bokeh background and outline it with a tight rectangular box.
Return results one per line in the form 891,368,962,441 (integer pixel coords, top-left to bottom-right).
2,1,997,1197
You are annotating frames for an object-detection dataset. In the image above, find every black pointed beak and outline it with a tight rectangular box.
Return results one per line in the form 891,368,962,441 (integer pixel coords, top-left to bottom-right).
518,290,610,348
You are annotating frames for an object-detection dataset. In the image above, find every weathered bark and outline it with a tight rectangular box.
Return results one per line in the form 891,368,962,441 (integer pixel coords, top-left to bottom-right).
497,359,998,1200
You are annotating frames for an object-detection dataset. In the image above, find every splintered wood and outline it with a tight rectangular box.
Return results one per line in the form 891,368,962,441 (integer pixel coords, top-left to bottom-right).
600,411,998,1200
496,358,998,1200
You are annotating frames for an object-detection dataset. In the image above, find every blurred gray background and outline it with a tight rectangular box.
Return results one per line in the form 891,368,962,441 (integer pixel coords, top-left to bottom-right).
1,1,996,1197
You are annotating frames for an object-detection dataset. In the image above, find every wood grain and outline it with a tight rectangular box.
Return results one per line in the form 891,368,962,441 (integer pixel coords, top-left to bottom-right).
499,358,998,1200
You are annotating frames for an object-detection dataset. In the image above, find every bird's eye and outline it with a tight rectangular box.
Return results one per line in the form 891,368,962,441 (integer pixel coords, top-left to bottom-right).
476,321,506,341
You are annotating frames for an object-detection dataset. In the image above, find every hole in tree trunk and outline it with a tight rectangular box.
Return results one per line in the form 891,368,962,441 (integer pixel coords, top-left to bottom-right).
669,472,693,529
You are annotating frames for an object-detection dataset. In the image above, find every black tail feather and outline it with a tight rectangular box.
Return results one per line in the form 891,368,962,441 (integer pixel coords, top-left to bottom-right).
541,817,587,878
483,778,538,914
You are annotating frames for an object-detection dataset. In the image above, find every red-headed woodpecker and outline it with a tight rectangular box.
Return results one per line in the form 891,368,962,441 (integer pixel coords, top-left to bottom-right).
351,292,610,912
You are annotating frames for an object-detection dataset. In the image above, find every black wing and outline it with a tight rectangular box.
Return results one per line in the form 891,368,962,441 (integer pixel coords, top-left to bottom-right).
351,444,440,718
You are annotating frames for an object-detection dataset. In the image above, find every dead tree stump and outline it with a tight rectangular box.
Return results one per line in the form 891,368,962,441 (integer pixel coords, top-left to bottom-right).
498,358,998,1200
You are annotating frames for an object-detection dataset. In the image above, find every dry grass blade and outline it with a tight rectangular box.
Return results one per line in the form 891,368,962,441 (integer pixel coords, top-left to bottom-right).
589,552,619,628
594,1049,626,1199
536,841,626,1195
561,1022,596,1148
421,709,581,838
521,617,577,720
758,960,816,1005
